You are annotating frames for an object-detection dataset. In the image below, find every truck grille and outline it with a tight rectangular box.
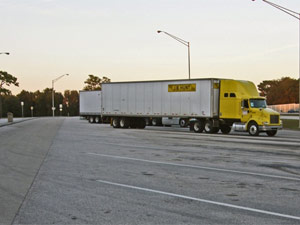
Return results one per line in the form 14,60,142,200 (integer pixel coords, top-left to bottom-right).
270,115,279,124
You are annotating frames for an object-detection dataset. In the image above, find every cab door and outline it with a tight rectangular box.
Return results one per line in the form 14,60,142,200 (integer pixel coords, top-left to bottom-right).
241,99,251,123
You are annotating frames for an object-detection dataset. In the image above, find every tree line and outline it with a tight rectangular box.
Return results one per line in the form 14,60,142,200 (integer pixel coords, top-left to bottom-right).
0,72,110,118
258,77,299,105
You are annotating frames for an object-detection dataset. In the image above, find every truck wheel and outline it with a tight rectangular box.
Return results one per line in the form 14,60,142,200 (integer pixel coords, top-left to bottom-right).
193,120,204,133
179,118,188,127
89,116,94,123
220,125,231,134
152,118,160,126
248,122,259,136
204,120,213,133
266,130,277,137
95,116,100,123
112,118,120,128
120,118,129,128
212,127,219,134
137,118,146,129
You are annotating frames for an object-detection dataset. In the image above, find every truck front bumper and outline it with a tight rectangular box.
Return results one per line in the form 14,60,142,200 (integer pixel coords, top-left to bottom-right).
259,125,283,131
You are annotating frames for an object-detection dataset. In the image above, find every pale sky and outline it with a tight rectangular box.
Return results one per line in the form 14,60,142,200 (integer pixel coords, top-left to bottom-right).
0,0,299,94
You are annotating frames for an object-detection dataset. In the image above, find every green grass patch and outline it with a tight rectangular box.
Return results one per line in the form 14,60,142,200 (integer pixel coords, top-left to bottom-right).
282,119,300,131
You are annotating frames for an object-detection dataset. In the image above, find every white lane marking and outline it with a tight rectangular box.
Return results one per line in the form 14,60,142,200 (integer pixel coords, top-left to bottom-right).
96,179,300,221
87,153,300,182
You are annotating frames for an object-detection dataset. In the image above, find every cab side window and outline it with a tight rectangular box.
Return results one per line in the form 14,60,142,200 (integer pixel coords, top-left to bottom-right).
243,99,249,108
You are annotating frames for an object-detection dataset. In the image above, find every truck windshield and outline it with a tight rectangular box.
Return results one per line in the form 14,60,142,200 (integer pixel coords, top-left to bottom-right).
250,99,267,108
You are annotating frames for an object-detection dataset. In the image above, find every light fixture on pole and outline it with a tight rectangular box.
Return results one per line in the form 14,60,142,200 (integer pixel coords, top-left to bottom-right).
157,30,191,79
0,52,9,55
21,101,24,118
30,106,34,117
252,0,300,128
52,74,69,117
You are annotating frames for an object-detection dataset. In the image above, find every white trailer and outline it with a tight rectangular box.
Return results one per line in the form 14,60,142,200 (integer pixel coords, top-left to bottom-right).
79,90,102,123
101,79,220,128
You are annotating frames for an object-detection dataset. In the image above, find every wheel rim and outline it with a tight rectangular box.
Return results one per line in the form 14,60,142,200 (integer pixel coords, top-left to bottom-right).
152,119,157,126
194,123,199,131
113,119,118,127
249,125,257,135
180,120,186,127
205,123,211,132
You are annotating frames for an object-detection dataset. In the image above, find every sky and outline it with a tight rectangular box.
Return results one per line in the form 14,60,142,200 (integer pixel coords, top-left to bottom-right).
0,0,299,94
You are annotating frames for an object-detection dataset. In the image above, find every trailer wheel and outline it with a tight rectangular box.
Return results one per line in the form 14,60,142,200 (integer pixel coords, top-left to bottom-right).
152,118,161,126
136,118,146,129
248,121,259,136
120,118,129,128
204,120,213,133
193,120,204,133
220,125,231,134
95,116,100,123
89,116,94,123
112,118,120,128
266,130,277,137
179,118,188,127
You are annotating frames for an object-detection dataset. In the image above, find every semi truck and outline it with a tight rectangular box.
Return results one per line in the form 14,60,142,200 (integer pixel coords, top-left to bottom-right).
80,78,282,136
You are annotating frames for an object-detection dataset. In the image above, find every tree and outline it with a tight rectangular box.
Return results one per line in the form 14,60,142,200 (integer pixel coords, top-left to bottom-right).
257,77,299,105
83,75,111,91
0,71,19,118
63,90,79,116
17,90,35,117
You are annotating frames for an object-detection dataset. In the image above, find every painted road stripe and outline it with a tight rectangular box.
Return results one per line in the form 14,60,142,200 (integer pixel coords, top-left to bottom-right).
87,153,300,182
96,179,300,221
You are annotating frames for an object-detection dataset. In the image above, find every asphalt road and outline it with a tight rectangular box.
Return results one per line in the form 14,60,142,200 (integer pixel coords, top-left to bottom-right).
1,118,300,225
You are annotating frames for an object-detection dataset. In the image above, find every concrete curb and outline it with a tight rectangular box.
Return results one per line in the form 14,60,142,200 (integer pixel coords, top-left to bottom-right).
0,118,36,127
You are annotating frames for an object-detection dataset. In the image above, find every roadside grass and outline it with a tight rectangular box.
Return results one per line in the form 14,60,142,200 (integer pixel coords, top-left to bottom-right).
282,119,300,131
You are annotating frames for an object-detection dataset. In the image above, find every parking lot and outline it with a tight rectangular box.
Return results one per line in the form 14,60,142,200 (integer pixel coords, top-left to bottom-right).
1,117,300,224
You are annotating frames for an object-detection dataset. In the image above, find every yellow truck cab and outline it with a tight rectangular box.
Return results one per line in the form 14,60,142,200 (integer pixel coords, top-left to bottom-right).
219,80,282,136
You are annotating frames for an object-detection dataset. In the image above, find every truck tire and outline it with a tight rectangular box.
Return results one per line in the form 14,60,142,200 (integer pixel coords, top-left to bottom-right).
95,116,100,123
152,118,161,126
220,125,231,134
136,118,146,129
89,116,94,123
193,120,204,133
120,118,129,128
204,120,213,133
248,121,259,136
266,130,277,137
179,118,188,127
112,118,120,128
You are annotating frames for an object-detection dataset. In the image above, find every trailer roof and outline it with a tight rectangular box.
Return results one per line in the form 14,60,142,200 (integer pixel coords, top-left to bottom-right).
101,78,224,85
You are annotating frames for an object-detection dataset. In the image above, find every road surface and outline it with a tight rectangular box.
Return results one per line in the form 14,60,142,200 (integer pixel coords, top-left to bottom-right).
1,117,299,224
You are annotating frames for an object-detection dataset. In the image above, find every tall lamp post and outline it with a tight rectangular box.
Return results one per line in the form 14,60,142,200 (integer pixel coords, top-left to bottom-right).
52,74,69,117
157,30,191,79
21,101,24,117
253,0,300,128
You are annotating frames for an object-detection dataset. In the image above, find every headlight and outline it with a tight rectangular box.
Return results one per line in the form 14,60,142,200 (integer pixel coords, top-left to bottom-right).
263,122,269,125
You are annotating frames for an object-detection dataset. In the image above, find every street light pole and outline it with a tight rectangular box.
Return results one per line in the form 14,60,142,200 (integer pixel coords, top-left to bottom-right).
21,101,24,117
253,0,300,128
157,30,191,79
52,74,69,117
